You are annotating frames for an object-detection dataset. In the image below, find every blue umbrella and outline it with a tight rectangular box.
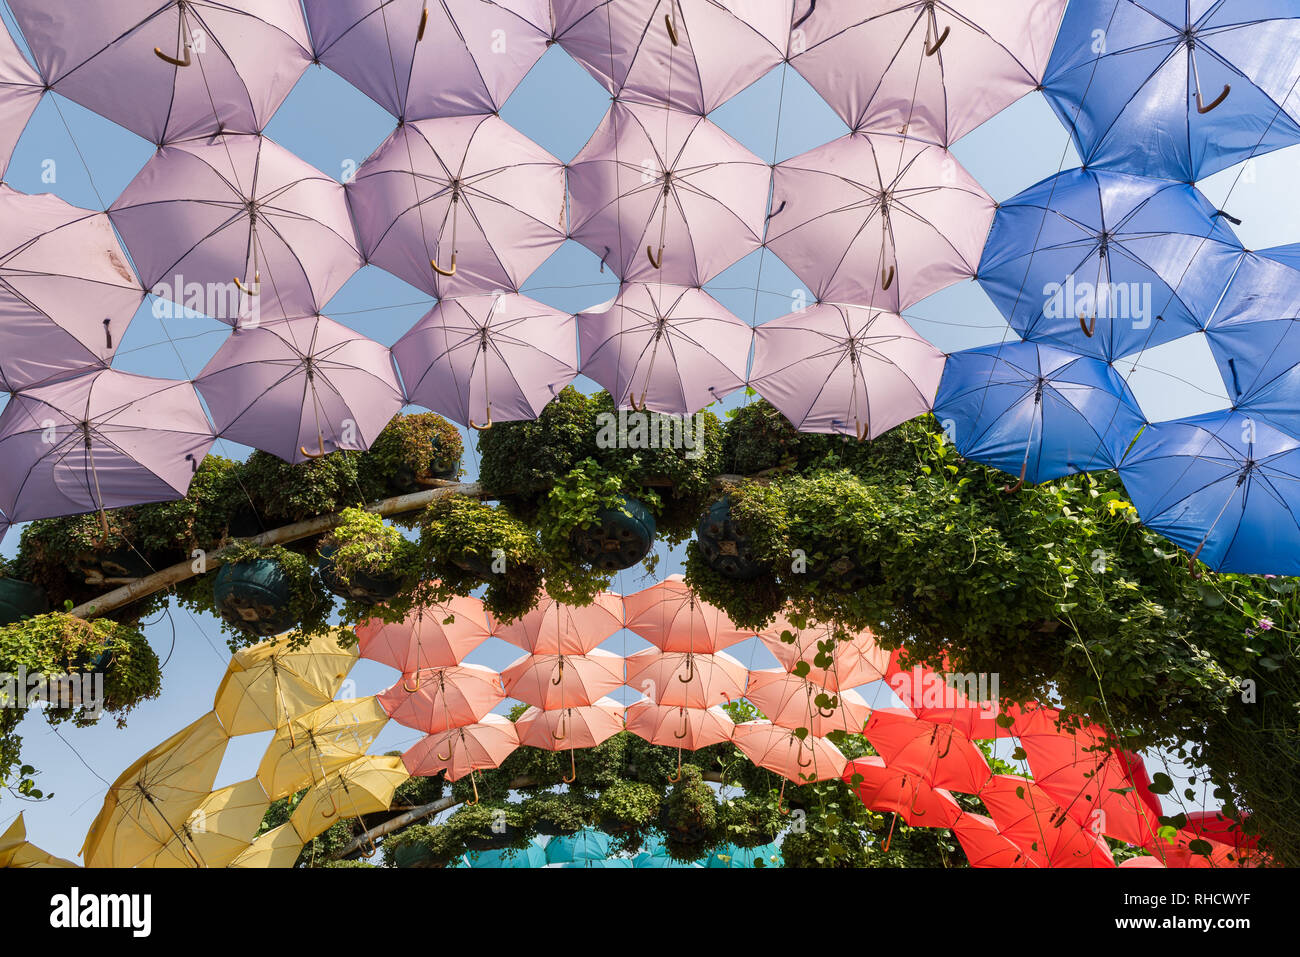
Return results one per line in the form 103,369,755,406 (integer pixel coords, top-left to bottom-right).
461,840,549,869
934,341,1147,488
978,168,1242,361
561,857,634,868
1118,410,1300,574
706,842,783,868
1042,0,1300,182
544,829,611,865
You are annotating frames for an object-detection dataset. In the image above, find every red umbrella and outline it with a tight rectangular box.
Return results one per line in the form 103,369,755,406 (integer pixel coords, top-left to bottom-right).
490,592,625,656
951,813,1034,868
623,576,753,653
377,664,503,734
743,669,871,738
625,648,747,709
356,599,492,676
863,709,992,794
977,774,1115,868
501,650,625,710
843,757,963,829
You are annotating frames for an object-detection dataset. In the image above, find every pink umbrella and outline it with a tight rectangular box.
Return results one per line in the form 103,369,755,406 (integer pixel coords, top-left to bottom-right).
348,114,566,298
789,1,1069,147
623,575,753,653
501,650,626,710
514,697,625,786
0,369,214,523
377,663,504,734
0,186,144,392
356,598,493,674
744,669,871,737
577,282,751,414
0,21,41,177
766,132,994,311
863,709,992,794
304,0,550,121
625,701,734,750
401,713,519,781
760,621,892,691
110,133,361,323
568,100,770,285
752,303,945,440
489,591,625,656
552,0,793,114
8,0,312,144
734,721,847,784
195,314,403,463
392,293,577,429
625,648,747,709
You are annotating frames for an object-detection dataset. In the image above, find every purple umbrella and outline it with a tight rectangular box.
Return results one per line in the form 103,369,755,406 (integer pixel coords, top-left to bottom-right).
0,369,214,523
304,0,550,121
568,100,770,286
348,114,566,298
394,292,577,429
7,0,312,145
553,0,794,114
766,132,995,312
578,282,750,414
195,314,404,463
110,133,362,324
1,186,144,392
0,19,42,178
751,303,946,440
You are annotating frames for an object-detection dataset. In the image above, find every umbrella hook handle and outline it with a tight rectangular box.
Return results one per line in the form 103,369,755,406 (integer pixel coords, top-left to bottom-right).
417,5,430,42
104,319,113,349
792,0,816,31
646,245,665,270
155,6,193,68
854,419,869,443
234,272,261,298
674,708,689,739
936,728,953,760
403,669,422,693
563,749,578,784
431,252,458,277
1078,312,1097,338
665,1,679,46
300,434,328,459
1001,460,1028,495
551,656,565,686
469,406,493,431
881,265,895,291
1197,85,1231,114
552,711,568,742
776,779,789,816
925,25,950,57
678,654,695,683
321,786,340,819
466,771,480,806
627,389,648,412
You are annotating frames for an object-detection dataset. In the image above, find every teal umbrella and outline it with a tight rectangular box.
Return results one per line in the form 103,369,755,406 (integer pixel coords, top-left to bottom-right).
461,840,548,869
706,842,783,868
544,829,611,864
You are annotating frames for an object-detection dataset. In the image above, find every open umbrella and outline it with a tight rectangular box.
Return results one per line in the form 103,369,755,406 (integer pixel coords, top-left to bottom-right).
623,575,752,654
501,649,626,710
514,699,625,750
8,0,312,145
751,303,946,440
767,132,994,311
863,709,992,794
934,340,1146,488
0,23,42,179
951,812,1034,868
0,185,144,392
256,697,391,800
1043,0,1300,182
706,842,782,868
401,713,520,781
760,622,891,691
735,721,847,784
349,114,566,298
745,669,871,737
377,663,505,734
135,778,271,869
227,822,303,869
462,839,549,868
568,100,770,285
0,368,214,524
625,701,735,750
392,293,577,429
196,313,403,462
843,756,963,831
977,773,1115,868
356,599,493,675
577,282,751,414
625,648,748,709
289,755,408,844
490,591,625,656
545,828,611,864
0,814,78,868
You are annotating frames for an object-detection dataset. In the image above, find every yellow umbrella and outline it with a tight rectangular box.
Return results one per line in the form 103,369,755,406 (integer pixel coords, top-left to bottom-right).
257,697,390,800
134,778,271,869
289,755,409,844
214,628,358,737
0,815,78,868
227,823,303,869
80,712,230,868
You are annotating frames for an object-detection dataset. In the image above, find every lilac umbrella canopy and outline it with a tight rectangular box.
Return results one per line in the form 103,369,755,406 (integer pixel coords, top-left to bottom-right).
751,303,946,440
568,100,770,286
553,0,794,114
348,114,566,298
0,20,42,178
7,0,312,145
577,282,750,414
109,133,362,323
304,0,550,121
0,186,144,392
789,0,1069,147
195,314,404,463
766,132,995,312
393,292,577,427
0,369,214,522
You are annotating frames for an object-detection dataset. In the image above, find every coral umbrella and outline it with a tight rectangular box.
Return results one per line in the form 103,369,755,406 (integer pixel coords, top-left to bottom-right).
577,282,751,414
0,185,144,392
568,100,770,285
0,369,214,524
304,0,550,122
760,622,891,691
227,822,303,869
623,575,753,654
951,812,1034,868
1043,0,1300,182
934,340,1146,489
392,293,577,429
514,699,626,750
490,591,625,656
978,774,1115,868
745,669,871,737
501,649,626,710
751,303,946,440
1118,410,1300,574
625,648,748,709
289,755,409,844
885,658,1016,740
0,22,41,179
195,314,403,462
257,697,391,800
0,814,77,869
735,721,847,785
135,778,271,869
349,115,566,298
7,0,312,145
625,701,735,750
356,599,493,675
767,132,994,311
843,756,963,854
110,133,361,323
377,663,505,734
789,0,1068,147
863,709,992,794
978,168,1243,361
401,713,520,781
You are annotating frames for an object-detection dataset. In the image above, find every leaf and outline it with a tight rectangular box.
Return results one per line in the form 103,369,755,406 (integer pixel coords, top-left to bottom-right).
1187,839,1213,857
1011,747,1027,762
1148,772,1174,795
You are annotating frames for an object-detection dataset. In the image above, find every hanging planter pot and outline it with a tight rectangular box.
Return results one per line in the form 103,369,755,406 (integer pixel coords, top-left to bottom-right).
387,433,461,494
572,496,656,572
317,545,405,606
78,547,154,582
213,560,296,637
463,824,520,852
815,554,870,592
696,497,762,581
0,578,50,626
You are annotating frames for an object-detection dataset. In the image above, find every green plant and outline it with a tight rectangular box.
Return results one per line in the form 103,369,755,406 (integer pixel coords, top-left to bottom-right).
357,413,464,503
238,449,367,524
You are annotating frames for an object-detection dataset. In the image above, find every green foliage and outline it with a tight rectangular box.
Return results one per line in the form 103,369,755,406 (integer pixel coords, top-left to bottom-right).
659,765,723,862
357,413,464,503
478,386,600,505
239,449,366,524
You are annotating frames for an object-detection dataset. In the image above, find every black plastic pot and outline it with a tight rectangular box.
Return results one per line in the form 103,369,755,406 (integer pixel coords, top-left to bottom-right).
79,548,153,581
317,545,405,605
212,560,296,637
0,578,50,626
572,496,656,572
696,497,762,580
463,824,519,852
532,816,583,838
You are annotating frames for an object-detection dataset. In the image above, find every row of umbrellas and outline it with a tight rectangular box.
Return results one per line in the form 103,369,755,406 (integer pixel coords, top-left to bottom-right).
455,831,781,868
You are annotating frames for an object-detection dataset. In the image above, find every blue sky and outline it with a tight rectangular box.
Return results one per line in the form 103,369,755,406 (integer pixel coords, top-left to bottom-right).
2,4,1290,860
